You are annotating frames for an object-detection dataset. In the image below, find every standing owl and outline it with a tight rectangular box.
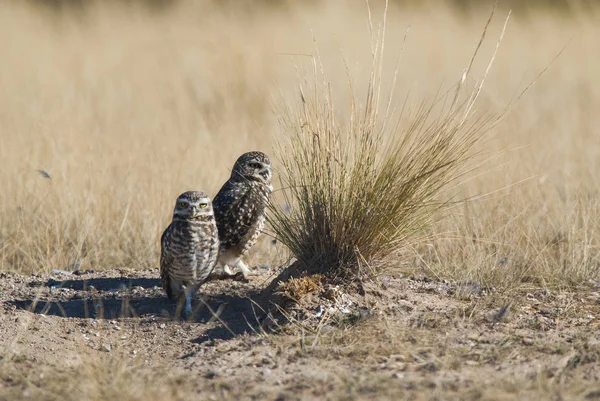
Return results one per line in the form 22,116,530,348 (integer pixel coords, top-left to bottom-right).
160,191,219,319
211,151,273,280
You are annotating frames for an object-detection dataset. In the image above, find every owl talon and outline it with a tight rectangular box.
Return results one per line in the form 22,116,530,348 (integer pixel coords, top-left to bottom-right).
231,271,250,282
209,268,230,281
235,260,256,278
209,268,250,282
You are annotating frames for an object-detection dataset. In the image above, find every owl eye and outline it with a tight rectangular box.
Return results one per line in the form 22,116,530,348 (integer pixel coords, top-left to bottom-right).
248,162,261,169
199,203,208,209
178,201,189,208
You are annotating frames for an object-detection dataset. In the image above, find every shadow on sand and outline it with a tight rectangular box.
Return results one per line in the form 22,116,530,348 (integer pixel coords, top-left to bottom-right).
7,275,271,343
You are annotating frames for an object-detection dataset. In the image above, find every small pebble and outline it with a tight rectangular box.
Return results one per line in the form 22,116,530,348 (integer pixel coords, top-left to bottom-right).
522,337,534,346
358,308,373,320
51,270,72,276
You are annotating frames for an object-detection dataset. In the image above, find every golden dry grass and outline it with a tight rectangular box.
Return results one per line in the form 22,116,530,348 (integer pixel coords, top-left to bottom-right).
1,2,600,399
276,274,324,302
2,0,598,290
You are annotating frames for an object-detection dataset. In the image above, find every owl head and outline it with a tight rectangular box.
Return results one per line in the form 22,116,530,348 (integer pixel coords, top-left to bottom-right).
172,191,214,221
231,151,272,186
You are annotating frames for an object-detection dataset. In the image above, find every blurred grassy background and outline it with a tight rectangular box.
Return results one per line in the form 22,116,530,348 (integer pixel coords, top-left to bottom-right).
20,0,600,13
0,0,598,290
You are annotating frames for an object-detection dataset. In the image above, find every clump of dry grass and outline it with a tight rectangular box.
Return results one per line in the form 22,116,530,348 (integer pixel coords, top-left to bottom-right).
268,3,508,283
276,274,324,302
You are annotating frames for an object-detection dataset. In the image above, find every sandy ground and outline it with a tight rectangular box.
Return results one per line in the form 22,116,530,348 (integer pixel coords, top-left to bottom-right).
1,267,600,400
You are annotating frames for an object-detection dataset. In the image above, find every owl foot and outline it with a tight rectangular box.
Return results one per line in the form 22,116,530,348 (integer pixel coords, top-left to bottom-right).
209,262,256,282
209,269,249,282
228,271,250,282
235,260,258,279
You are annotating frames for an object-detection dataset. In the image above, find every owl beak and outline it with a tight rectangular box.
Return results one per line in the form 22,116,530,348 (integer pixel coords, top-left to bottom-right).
259,166,272,181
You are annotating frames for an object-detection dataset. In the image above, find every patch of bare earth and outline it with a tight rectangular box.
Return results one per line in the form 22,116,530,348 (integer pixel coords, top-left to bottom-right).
1,268,600,400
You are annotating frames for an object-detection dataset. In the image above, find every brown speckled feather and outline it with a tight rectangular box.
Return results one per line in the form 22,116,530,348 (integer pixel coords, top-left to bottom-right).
159,191,219,300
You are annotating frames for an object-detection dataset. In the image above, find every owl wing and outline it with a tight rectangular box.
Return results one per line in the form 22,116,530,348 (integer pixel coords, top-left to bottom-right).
213,180,246,217
159,225,176,300
213,180,257,249
195,224,220,285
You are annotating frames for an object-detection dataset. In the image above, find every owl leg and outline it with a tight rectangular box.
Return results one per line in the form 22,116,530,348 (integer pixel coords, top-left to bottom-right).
223,264,236,276
209,262,233,280
182,287,194,321
209,261,246,281
235,259,257,279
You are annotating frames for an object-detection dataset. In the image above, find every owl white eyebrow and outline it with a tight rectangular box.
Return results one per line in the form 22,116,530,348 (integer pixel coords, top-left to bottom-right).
176,198,209,203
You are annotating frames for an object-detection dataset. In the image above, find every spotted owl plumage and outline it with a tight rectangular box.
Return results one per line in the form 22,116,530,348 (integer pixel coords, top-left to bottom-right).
160,191,219,318
211,151,272,280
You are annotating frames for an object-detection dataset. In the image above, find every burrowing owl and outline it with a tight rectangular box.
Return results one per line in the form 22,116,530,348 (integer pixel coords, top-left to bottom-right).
160,191,219,319
211,151,273,280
